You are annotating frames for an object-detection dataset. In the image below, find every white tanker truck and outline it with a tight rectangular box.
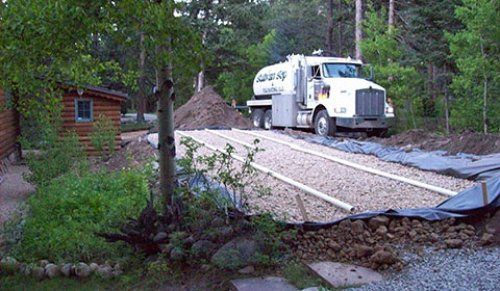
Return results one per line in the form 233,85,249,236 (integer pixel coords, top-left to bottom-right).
247,54,394,136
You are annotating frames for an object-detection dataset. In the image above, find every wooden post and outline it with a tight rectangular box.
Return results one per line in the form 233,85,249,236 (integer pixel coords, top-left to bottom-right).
481,181,489,206
295,194,309,222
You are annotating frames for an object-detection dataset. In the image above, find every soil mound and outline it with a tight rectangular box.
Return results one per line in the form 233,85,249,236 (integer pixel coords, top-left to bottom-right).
174,86,252,130
372,129,500,155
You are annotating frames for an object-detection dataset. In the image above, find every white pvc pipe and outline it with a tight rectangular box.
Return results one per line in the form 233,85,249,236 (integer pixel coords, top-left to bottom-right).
233,129,458,197
205,129,257,149
177,131,355,212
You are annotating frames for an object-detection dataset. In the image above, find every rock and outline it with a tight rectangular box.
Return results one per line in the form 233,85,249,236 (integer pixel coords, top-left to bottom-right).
200,264,211,272
213,226,234,242
445,239,463,249
39,260,50,267
211,237,262,270
19,264,31,276
32,266,45,280
210,217,225,228
370,250,398,265
238,265,255,274
369,216,390,230
44,263,60,278
355,244,374,258
89,263,99,272
0,256,19,274
153,232,168,243
480,233,494,246
96,265,114,279
230,276,298,291
191,240,217,258
74,262,92,278
170,247,185,261
112,268,123,277
375,225,388,236
351,220,366,234
339,219,352,230
60,263,73,277
160,243,174,254
183,235,196,246
307,261,383,288
327,241,341,252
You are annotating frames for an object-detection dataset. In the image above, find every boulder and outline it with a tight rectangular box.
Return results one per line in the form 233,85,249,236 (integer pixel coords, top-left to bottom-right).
238,265,255,274
97,265,114,279
32,266,45,280
0,256,19,274
351,220,366,234
44,263,60,278
211,237,262,270
170,247,185,261
368,216,389,230
39,260,50,268
89,263,99,272
370,250,397,265
191,240,217,258
60,263,73,277
75,262,92,278
230,276,298,291
153,232,168,243
445,238,463,249
210,217,225,228
354,244,374,258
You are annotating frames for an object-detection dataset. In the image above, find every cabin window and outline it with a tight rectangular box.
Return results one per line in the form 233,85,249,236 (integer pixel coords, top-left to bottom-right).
75,99,93,122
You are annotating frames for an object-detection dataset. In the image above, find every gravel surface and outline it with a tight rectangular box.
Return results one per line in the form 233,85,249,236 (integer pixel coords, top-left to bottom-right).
350,246,500,291
173,130,473,223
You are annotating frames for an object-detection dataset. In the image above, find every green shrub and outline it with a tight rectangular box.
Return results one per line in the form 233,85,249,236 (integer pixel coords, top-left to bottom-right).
90,114,117,157
23,131,87,187
11,169,149,263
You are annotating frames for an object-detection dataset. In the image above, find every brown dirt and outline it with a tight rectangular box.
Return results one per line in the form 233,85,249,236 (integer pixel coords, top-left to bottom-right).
92,138,157,172
174,86,252,130
370,129,500,155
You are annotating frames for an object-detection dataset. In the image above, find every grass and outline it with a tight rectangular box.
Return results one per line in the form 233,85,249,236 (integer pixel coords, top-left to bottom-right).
281,261,326,289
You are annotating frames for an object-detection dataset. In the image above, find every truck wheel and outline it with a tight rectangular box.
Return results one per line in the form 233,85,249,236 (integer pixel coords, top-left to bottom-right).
264,110,272,130
250,109,265,128
314,110,336,136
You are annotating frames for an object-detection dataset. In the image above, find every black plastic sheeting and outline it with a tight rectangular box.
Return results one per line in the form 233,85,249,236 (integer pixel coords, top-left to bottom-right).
285,133,500,181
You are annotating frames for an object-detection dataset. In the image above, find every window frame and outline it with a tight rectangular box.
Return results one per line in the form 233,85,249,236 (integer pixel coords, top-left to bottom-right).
74,98,94,123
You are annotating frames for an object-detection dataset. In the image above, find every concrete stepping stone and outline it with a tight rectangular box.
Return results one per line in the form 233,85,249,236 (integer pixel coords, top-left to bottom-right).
230,276,298,291
307,261,383,288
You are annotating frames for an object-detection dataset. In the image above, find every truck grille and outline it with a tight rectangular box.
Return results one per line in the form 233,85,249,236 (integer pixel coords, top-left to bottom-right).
355,89,384,116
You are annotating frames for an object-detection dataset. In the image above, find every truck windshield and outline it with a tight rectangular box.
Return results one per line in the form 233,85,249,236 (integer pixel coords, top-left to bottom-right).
322,63,359,78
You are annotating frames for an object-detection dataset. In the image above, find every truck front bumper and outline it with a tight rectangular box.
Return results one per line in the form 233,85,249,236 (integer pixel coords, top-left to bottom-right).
336,116,390,129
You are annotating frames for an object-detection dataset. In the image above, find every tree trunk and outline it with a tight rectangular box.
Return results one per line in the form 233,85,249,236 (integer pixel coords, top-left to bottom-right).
156,38,176,206
355,0,363,60
325,0,334,54
137,30,146,123
483,78,488,133
195,30,207,93
444,82,450,135
388,0,395,28
337,0,343,54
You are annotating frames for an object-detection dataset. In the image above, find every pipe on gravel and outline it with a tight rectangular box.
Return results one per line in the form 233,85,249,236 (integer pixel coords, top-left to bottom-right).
177,131,356,212
204,129,257,149
233,129,458,197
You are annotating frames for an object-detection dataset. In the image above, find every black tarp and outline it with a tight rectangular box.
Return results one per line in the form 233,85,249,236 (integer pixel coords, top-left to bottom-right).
285,133,500,181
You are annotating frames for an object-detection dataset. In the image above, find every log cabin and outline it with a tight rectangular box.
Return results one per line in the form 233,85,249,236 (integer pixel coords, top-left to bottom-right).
0,88,21,164
61,86,128,155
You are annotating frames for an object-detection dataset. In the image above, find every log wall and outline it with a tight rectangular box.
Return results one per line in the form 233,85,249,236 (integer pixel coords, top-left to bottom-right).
0,89,20,161
61,93,122,155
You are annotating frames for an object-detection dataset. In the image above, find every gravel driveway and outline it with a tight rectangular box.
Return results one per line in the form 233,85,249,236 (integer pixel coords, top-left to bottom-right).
350,246,500,291
173,130,473,223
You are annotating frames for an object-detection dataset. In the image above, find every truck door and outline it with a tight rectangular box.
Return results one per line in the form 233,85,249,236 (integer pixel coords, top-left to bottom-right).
307,65,321,108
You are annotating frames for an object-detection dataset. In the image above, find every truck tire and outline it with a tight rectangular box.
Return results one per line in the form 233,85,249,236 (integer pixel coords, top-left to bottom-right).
250,109,265,128
264,110,272,130
314,110,336,136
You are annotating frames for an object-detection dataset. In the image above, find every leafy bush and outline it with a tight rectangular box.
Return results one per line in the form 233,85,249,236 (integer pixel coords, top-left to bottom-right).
11,169,149,263
23,131,87,187
90,114,117,157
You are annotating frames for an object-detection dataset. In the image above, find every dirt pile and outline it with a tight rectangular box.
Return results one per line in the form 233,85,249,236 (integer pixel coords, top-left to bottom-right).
174,86,252,130
92,138,157,171
371,129,500,155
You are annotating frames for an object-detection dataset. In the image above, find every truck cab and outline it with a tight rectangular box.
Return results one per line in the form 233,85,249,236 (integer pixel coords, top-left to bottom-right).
247,54,394,136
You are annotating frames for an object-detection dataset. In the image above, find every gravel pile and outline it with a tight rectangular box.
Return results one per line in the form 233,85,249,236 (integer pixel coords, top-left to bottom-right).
175,130,473,222
350,247,500,291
